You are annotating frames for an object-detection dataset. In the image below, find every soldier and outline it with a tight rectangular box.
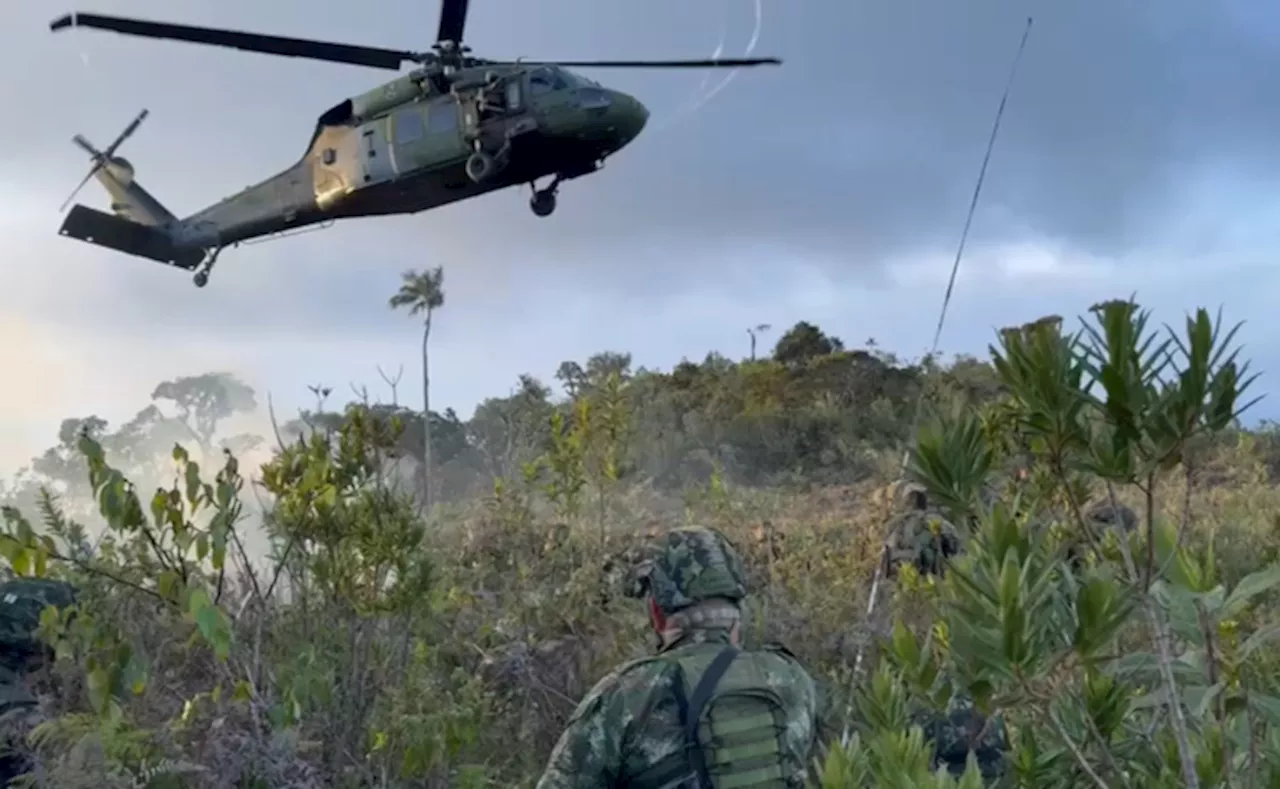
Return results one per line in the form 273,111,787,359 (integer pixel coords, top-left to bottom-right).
1064,500,1139,572
883,482,961,578
910,693,1009,782
535,526,819,789
877,483,1008,780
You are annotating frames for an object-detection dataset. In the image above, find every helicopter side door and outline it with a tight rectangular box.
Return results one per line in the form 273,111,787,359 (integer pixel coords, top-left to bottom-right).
391,99,467,176
358,117,395,186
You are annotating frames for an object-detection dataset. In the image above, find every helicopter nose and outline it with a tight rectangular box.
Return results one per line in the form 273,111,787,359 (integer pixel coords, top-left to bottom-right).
612,91,649,144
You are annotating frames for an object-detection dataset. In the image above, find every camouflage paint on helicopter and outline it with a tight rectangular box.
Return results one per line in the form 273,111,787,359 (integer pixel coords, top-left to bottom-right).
48,3,781,288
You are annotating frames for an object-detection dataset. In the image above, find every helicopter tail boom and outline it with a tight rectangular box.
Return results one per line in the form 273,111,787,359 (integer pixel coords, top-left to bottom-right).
57,204,204,270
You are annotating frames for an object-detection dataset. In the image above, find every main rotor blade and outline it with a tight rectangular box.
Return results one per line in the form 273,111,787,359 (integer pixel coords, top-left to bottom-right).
532,57,782,69
49,12,424,70
436,0,470,45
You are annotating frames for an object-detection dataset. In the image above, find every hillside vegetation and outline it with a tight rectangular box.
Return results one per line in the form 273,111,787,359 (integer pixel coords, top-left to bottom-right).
1,290,1279,789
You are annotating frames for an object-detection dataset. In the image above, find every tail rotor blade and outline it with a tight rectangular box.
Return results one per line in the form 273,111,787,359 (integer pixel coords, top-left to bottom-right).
72,134,98,157
103,108,147,158
60,166,98,212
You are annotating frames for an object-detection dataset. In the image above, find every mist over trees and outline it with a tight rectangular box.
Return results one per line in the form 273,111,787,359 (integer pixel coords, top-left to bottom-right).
0,319,975,522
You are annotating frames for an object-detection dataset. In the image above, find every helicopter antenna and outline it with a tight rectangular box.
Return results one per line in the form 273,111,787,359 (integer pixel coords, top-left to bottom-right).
850,15,1036,684
59,108,149,212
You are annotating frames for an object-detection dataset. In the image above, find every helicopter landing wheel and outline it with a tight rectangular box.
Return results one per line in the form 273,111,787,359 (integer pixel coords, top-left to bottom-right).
192,247,220,288
530,189,557,217
466,150,495,183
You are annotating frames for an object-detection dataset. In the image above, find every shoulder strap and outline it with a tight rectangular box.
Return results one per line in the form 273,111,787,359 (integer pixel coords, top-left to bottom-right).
671,646,740,789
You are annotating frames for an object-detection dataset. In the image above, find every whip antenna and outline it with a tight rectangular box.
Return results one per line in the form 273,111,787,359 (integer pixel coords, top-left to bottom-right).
853,15,1035,682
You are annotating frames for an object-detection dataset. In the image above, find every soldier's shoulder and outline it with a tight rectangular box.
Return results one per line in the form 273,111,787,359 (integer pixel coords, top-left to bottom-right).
758,643,816,684
760,641,801,663
567,654,675,724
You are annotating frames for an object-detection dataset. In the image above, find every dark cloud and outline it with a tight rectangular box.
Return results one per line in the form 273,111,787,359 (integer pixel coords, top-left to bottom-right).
3,0,1280,421
15,0,1280,280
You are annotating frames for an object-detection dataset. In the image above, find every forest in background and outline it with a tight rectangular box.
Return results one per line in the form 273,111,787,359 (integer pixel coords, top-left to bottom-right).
0,316,1002,523
0,276,1279,788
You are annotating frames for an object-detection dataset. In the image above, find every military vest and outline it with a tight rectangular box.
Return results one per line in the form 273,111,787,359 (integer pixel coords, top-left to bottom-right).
623,643,801,789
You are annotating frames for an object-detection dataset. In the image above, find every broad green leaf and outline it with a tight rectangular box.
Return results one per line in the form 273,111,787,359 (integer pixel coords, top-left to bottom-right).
1249,693,1280,727
890,620,920,669
11,549,30,577
87,667,110,713
1222,564,1280,618
187,585,212,616
1241,621,1280,659
195,603,219,645
184,461,202,506
157,570,181,601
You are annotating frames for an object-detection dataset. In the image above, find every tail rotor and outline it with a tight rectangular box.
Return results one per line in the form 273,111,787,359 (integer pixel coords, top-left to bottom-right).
60,108,148,212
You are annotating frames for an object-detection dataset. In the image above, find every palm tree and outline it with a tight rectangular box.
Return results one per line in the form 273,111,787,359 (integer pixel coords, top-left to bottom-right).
747,323,772,361
389,266,445,509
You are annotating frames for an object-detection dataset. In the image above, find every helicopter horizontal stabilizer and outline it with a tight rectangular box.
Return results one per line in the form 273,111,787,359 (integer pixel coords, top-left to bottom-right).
58,204,204,270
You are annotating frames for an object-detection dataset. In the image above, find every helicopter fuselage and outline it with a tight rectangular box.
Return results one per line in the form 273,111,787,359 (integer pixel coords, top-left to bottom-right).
58,62,648,284
175,63,648,247
50,4,776,287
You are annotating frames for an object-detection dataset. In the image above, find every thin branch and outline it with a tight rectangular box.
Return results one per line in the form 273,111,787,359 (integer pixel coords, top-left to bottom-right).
266,392,289,453
1047,704,1113,789
1111,513,1201,789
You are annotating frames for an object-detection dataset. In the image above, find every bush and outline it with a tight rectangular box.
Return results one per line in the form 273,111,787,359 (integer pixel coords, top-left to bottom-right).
0,304,1275,788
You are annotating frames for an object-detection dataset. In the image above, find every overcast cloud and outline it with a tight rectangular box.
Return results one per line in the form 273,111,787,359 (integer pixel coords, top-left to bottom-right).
3,0,1280,472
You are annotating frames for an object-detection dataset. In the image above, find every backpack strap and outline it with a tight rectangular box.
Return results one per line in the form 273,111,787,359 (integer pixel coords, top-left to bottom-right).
672,646,740,789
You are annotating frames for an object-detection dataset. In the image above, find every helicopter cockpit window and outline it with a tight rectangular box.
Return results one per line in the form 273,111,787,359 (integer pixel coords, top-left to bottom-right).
528,67,568,95
505,80,522,111
394,109,425,145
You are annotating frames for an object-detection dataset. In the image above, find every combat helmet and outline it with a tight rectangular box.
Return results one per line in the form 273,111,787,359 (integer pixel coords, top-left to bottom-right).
626,526,748,614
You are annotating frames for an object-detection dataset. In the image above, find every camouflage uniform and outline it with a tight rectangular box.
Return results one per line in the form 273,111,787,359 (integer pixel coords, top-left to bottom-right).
879,486,1007,779
910,694,1008,781
883,483,960,578
0,578,77,786
535,527,819,789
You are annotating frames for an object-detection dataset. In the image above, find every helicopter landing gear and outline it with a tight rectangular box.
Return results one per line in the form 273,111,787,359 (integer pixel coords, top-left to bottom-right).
530,176,560,218
465,150,494,183
465,136,512,184
192,247,221,288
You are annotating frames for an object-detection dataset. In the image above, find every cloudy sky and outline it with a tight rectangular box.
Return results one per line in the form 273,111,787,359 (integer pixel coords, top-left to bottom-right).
3,0,1280,474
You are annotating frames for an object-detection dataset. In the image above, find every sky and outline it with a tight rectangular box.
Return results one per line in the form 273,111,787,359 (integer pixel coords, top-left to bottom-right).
3,0,1280,474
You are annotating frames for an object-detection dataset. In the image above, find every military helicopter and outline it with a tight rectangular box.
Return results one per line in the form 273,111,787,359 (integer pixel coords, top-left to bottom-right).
50,3,780,287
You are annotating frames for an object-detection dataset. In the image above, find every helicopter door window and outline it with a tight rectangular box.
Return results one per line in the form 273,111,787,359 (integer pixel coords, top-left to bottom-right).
505,81,522,111
321,148,336,165
426,103,459,133
394,109,426,145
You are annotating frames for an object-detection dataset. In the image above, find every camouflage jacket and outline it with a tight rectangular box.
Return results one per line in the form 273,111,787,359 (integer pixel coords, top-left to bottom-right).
885,511,960,576
534,628,819,789
910,694,1008,781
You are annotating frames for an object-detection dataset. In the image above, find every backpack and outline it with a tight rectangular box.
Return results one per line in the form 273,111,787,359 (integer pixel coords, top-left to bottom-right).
627,644,802,789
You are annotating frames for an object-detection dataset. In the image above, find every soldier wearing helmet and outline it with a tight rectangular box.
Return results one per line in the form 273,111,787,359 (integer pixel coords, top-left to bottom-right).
535,526,819,789
883,481,961,578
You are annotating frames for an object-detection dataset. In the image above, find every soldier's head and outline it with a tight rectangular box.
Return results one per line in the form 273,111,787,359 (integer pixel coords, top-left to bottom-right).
625,526,749,648
898,482,928,511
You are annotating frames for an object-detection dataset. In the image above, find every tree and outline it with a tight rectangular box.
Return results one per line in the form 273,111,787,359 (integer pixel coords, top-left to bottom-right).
150,372,257,452
772,320,843,364
747,323,771,360
555,361,586,399
389,266,446,509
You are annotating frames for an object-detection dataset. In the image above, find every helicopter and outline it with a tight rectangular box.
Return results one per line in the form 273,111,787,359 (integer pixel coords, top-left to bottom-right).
50,2,781,288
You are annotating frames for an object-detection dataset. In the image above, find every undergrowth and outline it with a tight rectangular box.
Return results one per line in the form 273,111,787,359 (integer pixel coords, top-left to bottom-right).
0,298,1277,788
